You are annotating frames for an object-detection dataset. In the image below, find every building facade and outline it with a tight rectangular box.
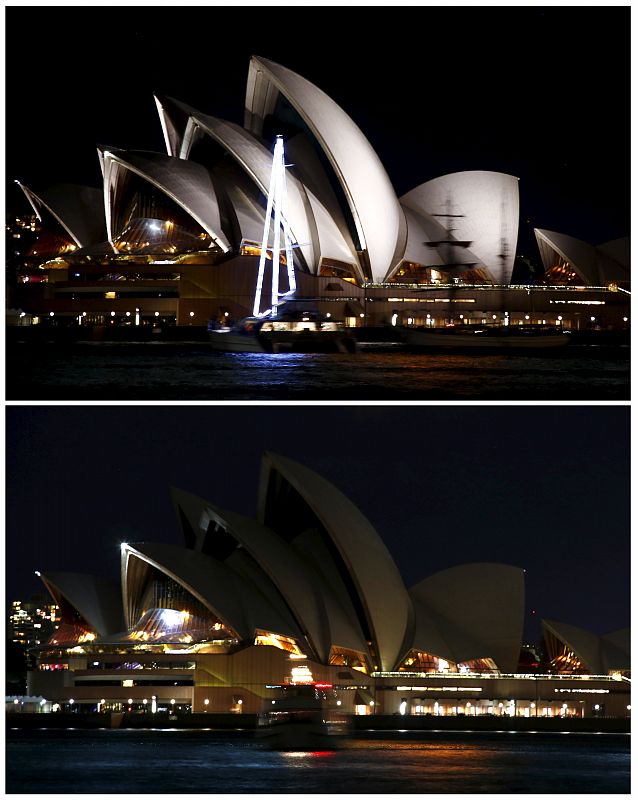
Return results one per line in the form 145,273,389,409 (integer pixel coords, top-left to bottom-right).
27,453,630,719
9,57,629,331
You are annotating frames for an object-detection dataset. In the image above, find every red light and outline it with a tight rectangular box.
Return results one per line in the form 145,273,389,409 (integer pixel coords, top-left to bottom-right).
314,683,333,689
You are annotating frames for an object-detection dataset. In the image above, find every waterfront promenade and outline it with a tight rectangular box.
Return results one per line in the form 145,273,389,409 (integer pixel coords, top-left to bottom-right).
7,711,630,734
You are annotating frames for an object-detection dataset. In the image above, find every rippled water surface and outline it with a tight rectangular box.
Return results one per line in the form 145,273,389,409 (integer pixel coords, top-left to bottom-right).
6,729,630,794
7,342,630,400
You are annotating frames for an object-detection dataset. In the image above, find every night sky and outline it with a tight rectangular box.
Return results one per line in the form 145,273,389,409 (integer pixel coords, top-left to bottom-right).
5,4,630,259
6,405,630,643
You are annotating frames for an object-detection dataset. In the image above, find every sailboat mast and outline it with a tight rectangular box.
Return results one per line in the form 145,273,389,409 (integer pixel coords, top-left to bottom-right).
253,135,295,318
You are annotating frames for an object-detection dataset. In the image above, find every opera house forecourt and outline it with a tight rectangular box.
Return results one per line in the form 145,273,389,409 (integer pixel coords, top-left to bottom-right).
9,56,629,333
26,453,630,724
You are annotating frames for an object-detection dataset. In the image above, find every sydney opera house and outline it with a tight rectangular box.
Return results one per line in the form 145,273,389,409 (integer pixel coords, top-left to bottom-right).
28,453,630,719
10,56,629,331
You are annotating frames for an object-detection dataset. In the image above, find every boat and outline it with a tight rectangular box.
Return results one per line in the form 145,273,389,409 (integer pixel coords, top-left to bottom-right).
398,193,571,350
206,135,356,354
208,312,357,353
399,324,571,350
256,681,349,751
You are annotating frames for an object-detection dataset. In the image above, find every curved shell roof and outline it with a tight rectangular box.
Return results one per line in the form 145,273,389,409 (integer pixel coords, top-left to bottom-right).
245,56,405,283
170,487,368,662
406,600,456,663
542,619,604,673
182,109,317,271
410,563,525,673
601,628,630,671
535,229,629,284
258,452,411,671
16,182,106,248
535,229,598,283
402,171,519,284
40,572,124,637
162,97,359,276
401,204,483,271
597,237,629,273
121,541,300,643
100,149,229,252
543,620,630,673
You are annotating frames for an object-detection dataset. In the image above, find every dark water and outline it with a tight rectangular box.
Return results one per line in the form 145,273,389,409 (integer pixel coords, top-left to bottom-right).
7,342,630,400
5,729,630,794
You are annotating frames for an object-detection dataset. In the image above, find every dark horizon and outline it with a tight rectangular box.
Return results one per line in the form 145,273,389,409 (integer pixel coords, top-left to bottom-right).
6,405,630,646
5,5,630,260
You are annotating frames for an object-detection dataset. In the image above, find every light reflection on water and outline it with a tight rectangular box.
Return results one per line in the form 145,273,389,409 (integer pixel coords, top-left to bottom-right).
7,343,629,400
6,729,630,793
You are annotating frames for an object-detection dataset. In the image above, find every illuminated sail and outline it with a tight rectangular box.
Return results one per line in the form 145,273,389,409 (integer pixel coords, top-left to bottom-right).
253,136,296,317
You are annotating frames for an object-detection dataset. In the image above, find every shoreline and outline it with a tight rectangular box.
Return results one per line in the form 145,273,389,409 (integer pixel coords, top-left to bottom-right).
6,324,631,348
6,712,630,735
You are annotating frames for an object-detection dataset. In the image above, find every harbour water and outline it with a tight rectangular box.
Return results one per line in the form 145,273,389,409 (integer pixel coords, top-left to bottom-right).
7,342,630,400
5,728,630,793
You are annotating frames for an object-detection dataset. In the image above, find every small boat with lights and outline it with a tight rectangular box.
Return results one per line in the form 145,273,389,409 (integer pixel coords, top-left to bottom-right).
208,311,356,353
256,681,348,751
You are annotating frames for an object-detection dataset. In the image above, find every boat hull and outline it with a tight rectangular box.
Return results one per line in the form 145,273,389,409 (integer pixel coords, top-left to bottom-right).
400,327,570,350
208,332,266,352
257,718,343,751
208,330,356,353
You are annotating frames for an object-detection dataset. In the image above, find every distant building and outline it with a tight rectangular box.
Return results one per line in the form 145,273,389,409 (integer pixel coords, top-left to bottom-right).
9,596,59,648
29,453,630,719
10,57,629,331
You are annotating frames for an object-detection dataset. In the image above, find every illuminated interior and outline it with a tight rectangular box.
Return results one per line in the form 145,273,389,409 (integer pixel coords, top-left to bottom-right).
240,243,287,264
329,646,369,674
109,170,219,254
387,262,448,284
544,257,580,284
254,630,303,655
127,561,236,645
457,658,499,674
398,650,457,673
112,218,212,255
318,258,359,284
127,607,228,644
544,631,586,674
47,620,96,647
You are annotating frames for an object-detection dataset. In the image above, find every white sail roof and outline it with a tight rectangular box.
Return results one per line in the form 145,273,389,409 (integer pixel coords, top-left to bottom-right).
258,452,411,672
245,56,405,282
40,572,124,637
410,563,525,673
100,149,230,251
402,171,519,284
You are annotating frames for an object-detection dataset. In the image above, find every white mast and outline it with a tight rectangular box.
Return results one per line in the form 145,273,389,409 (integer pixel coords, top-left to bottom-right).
253,135,296,317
